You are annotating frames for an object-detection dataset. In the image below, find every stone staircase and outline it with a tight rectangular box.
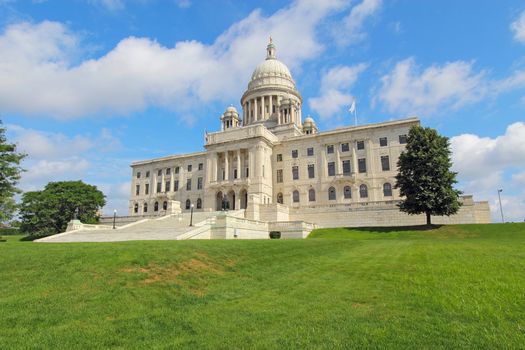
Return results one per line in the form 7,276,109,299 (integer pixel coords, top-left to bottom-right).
37,210,244,243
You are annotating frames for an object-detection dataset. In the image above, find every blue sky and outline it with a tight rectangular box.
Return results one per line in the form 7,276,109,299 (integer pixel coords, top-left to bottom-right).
1,0,524,221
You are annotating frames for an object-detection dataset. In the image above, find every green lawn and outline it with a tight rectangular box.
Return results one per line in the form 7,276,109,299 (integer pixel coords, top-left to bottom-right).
1,224,524,349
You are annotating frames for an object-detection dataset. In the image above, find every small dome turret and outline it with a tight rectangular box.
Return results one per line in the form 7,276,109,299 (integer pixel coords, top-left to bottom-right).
302,115,318,135
221,105,241,130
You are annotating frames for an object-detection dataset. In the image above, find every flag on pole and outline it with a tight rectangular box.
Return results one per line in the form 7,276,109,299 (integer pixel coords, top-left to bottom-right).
204,130,208,143
349,97,357,126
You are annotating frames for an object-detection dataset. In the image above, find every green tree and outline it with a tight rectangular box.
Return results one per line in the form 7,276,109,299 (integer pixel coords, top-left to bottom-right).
19,180,106,236
395,125,462,226
0,120,26,223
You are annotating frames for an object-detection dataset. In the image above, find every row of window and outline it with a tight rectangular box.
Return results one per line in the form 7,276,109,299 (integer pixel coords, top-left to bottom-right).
277,135,407,161
136,163,204,179
133,198,202,213
276,183,393,204
276,156,391,182
135,177,203,195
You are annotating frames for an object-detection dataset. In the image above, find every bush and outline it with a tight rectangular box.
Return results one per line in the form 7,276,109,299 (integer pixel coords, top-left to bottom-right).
269,231,281,239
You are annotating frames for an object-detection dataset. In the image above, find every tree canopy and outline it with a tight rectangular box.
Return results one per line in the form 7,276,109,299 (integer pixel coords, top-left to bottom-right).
395,125,462,225
0,121,26,223
19,181,106,236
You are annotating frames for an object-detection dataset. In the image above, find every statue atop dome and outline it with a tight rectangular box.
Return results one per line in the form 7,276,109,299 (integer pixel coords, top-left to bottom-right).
266,36,276,60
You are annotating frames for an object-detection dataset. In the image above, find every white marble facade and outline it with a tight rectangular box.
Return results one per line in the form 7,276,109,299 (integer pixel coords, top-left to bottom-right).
129,39,491,226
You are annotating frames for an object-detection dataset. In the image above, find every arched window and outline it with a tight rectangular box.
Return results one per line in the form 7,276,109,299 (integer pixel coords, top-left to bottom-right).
328,186,336,200
154,201,159,211
344,186,352,199
185,199,191,209
163,201,168,210
309,188,316,202
293,190,299,203
360,184,368,198
143,203,148,213
277,193,283,204
134,203,139,213
197,198,202,209
383,183,392,197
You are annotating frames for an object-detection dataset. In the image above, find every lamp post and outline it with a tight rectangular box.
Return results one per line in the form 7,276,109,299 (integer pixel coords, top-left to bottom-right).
497,189,504,223
113,209,117,229
189,203,194,226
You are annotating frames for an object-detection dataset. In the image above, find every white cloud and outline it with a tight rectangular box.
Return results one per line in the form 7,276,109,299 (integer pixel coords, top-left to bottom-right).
175,0,191,9
376,58,486,116
0,0,345,119
88,0,124,11
309,63,368,119
451,122,525,222
335,0,382,45
511,9,525,44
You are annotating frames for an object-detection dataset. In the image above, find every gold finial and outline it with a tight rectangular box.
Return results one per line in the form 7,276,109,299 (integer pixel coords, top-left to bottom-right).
269,35,272,44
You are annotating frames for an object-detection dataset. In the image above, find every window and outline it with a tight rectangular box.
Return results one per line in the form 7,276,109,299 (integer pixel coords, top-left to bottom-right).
293,190,300,203
309,188,316,202
175,166,179,174
277,193,283,204
137,171,141,179
360,184,368,198
198,163,203,170
186,179,191,191
327,145,334,154
185,199,191,209
342,160,351,175
379,137,388,147
197,177,203,190
399,134,408,144
292,150,298,158
174,180,179,191
381,155,390,171
307,147,314,156
158,169,162,176
344,186,352,199
143,203,148,213
341,143,349,152
234,169,238,179
277,154,283,162
358,158,367,173
154,201,159,212
246,167,249,178
187,164,192,172
145,184,149,195
163,201,168,210
328,187,336,200
356,140,365,150
145,171,150,178
383,183,393,197
308,164,315,179
134,203,138,213
156,182,161,193
165,181,171,192
277,169,283,183
166,168,171,175
328,162,335,176
197,198,202,209
292,166,299,180
135,185,140,196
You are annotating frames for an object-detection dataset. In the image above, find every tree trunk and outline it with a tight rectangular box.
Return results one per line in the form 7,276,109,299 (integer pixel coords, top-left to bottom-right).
426,211,431,226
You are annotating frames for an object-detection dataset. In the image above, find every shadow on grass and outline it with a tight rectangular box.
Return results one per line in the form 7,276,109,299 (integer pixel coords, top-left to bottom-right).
19,234,54,242
347,225,443,233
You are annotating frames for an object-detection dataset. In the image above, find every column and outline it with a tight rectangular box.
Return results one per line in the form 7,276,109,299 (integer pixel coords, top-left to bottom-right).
352,145,357,174
212,153,218,182
321,145,327,178
269,95,273,118
224,151,229,181
248,100,252,125
253,98,258,121
262,95,266,119
236,150,241,179
336,145,341,175
243,102,246,126
248,149,253,179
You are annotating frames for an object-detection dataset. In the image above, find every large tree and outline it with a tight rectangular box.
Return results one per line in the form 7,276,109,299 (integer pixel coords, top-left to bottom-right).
0,121,26,223
395,125,462,226
19,181,106,236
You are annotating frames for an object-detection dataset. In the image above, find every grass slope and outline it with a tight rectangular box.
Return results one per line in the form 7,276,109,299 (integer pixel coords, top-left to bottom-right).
1,224,524,349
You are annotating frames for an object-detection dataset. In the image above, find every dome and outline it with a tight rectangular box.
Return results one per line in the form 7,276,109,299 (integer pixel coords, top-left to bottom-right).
303,116,315,125
246,39,297,92
226,105,238,113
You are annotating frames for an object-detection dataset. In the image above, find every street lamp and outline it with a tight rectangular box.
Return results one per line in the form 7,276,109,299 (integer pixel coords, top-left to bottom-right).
497,189,504,223
189,203,194,226
113,209,117,229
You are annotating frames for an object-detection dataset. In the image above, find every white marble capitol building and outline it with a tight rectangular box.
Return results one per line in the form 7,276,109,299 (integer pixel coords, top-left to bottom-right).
128,39,490,237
